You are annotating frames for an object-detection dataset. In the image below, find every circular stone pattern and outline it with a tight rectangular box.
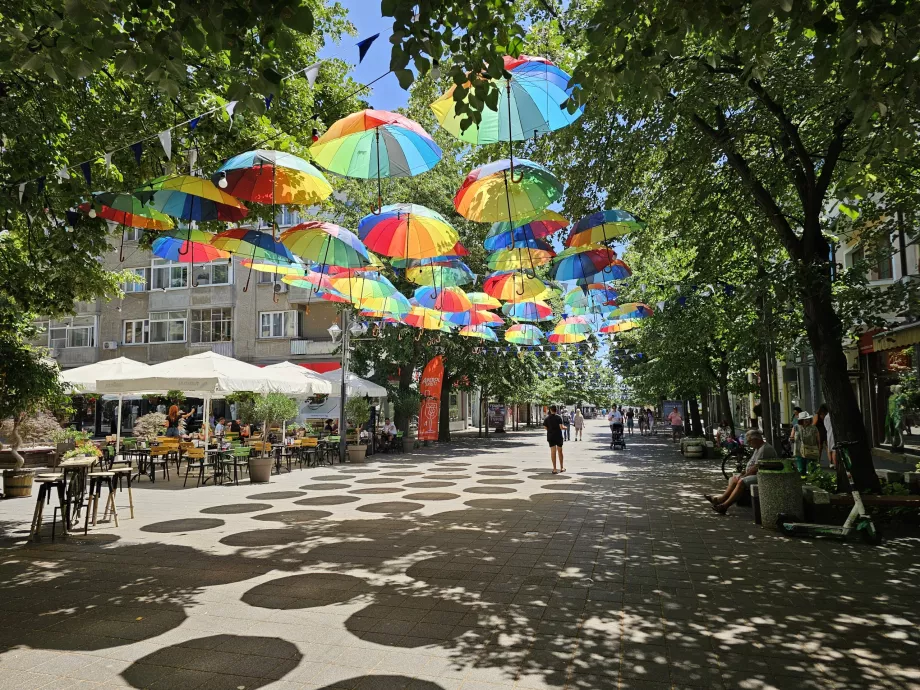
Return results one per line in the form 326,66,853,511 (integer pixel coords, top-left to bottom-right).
201,503,272,515
246,491,306,500
295,495,361,506
314,474,355,481
219,529,305,547
299,483,351,491
252,510,332,523
355,477,404,484
349,487,404,495
403,481,455,489
356,501,424,514
402,492,459,501
242,573,371,609
463,486,516,495
477,478,524,485
380,471,424,477
477,470,517,476
141,518,224,533
423,474,469,480
347,468,380,473
481,465,516,469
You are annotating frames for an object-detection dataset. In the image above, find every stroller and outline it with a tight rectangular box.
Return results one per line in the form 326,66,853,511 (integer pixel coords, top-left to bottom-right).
610,422,626,450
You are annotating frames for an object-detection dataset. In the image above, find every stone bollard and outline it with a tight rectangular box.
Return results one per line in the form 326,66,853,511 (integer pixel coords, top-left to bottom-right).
903,472,920,494
876,469,904,485
802,484,831,521
757,458,803,529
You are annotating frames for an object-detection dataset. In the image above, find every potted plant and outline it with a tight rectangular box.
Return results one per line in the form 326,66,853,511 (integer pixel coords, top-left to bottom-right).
51,428,91,466
392,389,422,451
345,397,371,462
250,393,299,482
62,440,103,464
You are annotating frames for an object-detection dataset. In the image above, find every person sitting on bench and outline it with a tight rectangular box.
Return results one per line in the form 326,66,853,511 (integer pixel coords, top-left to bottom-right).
706,429,777,514
380,418,397,448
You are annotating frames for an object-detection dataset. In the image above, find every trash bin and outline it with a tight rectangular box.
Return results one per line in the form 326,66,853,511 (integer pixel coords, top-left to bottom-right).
757,458,803,529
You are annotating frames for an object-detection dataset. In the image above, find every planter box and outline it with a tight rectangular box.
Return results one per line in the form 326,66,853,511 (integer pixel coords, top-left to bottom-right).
347,445,367,463
248,456,273,483
2,469,35,498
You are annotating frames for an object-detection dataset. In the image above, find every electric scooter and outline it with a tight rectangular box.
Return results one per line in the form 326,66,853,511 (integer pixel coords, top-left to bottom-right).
774,441,881,545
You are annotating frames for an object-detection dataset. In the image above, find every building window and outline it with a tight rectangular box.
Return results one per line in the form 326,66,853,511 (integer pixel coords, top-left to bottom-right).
191,260,231,287
149,311,187,343
123,227,144,243
123,319,149,345
849,243,894,281
151,259,188,290
279,206,301,228
47,316,96,349
259,310,298,338
123,267,150,293
190,308,232,344
258,270,284,284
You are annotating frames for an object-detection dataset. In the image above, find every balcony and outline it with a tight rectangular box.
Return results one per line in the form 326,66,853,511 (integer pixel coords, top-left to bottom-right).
290,339,338,356
54,347,100,368
210,342,234,357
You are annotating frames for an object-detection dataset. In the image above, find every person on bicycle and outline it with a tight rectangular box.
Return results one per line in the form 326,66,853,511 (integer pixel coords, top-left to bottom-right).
667,407,683,442
706,429,777,514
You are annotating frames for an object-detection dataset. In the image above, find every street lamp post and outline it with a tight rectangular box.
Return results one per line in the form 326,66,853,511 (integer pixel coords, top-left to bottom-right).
328,310,368,464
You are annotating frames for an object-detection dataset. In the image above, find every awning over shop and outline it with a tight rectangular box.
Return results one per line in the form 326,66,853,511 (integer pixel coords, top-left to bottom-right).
873,321,920,352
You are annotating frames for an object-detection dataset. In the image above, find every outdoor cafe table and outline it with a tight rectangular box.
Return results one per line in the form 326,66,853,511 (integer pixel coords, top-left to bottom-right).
58,457,97,529
204,448,231,485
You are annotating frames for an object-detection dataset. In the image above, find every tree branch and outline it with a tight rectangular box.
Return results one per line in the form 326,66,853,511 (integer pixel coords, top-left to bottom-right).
816,114,853,200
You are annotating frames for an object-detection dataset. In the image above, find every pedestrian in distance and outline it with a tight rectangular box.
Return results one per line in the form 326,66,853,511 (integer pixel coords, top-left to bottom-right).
573,408,584,441
646,407,655,435
543,405,566,474
638,408,647,435
668,407,683,442
561,408,572,441
626,407,634,434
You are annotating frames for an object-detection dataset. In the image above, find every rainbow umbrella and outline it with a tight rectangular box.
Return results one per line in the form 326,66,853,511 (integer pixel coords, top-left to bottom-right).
242,260,308,277
79,192,173,230
357,293,412,317
566,209,645,248
282,276,351,303
609,303,654,320
135,175,247,222
557,316,594,334
487,247,555,272
444,309,504,327
467,292,502,311
566,304,616,320
279,221,370,269
404,306,453,331
505,324,544,346
311,109,442,211
454,159,562,223
211,228,297,264
483,271,547,301
485,211,568,250
414,286,472,313
358,203,458,259
407,261,475,288
151,229,228,263
501,300,554,322
459,325,499,341
550,246,627,284
548,322,589,344
564,285,619,308
330,273,400,307
431,55,583,145
585,259,632,283
214,149,332,206
600,320,640,334
486,236,555,253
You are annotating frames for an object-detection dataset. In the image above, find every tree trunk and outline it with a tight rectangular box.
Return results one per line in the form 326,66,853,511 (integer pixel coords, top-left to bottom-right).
483,390,488,437
10,415,25,469
802,285,879,492
688,397,703,437
718,378,734,436
395,365,414,439
438,373,453,442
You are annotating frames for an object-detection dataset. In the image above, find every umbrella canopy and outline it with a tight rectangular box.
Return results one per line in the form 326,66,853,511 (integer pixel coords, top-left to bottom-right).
357,293,412,317
443,309,504,327
79,192,173,230
566,209,645,248
501,300,554,322
242,260,308,277
211,228,297,264
431,55,583,145
310,109,441,179
319,370,387,397
214,149,332,205
330,273,399,305
564,285,619,308
264,361,333,395
550,246,624,284
467,292,502,310
403,306,453,331
585,259,632,283
406,261,475,287
485,235,555,253
505,324,544,346
608,302,654,320
135,175,247,222
358,203,459,259
151,229,229,263
548,330,588,344
485,211,569,251
459,325,499,341
487,247,555,271
61,357,152,394
282,277,351,303
554,316,594,334
280,221,370,269
94,351,311,396
454,159,562,223
600,319,640,334
413,286,472,313
483,271,548,301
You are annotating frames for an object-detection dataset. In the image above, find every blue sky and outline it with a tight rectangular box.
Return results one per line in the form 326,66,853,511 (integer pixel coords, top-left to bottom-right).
319,0,410,111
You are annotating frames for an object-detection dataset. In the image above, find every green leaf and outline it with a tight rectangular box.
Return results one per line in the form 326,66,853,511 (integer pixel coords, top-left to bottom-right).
838,203,859,220
394,68,414,89
262,66,283,84
286,5,314,34
114,52,137,74
184,22,206,52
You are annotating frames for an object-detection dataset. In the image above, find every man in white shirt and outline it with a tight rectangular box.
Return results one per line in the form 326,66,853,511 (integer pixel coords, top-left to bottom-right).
214,417,226,437
707,430,777,514
381,418,397,443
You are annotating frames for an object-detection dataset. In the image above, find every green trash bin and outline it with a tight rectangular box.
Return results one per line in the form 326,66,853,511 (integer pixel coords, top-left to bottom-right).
757,458,803,529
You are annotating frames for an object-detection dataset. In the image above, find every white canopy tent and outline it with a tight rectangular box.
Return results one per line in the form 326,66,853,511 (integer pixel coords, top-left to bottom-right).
264,362,333,396
319,370,387,398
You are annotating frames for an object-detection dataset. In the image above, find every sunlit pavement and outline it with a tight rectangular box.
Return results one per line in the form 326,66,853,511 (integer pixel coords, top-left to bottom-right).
1,419,918,690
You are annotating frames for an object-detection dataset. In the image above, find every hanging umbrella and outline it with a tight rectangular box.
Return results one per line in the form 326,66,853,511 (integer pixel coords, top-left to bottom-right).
404,306,453,331
282,277,352,304
357,293,412,317
330,272,400,307
211,228,298,264
501,300,554,322
279,221,370,269
483,271,547,301
608,303,654,320
564,285,619,309
151,229,228,263
557,316,594,334
550,246,628,284
79,192,173,230
487,247,555,272
135,175,247,222
311,109,442,212
505,324,545,346
413,286,473,313
584,259,632,283
459,325,499,341
467,292,502,311
431,55,583,146
485,211,569,251
600,320,640,334
566,209,645,248
443,309,504,327
214,149,332,205
485,236,556,253
454,159,562,223
407,261,475,287
548,328,588,344
242,260,308,277
358,203,459,260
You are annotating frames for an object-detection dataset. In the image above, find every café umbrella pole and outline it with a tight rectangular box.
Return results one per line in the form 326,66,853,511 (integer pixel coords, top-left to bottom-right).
115,394,123,464
339,309,349,463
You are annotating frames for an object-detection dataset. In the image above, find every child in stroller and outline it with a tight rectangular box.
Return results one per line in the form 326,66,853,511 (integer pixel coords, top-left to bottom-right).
610,421,626,449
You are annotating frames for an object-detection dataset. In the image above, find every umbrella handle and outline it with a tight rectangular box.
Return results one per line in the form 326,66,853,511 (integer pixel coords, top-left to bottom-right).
506,82,524,185
273,290,280,304
371,129,383,215
415,329,423,341
243,260,253,292
118,230,126,263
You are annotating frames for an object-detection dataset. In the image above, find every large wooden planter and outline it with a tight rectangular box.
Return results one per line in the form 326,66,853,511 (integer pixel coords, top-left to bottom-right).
2,469,35,498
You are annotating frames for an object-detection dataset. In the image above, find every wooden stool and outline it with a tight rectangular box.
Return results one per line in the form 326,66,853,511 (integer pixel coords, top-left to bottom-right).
84,472,118,534
111,466,135,519
29,474,67,541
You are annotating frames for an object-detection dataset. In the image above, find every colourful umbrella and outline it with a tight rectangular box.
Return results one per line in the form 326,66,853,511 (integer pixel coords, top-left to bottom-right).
357,293,412,317
459,325,499,341
487,247,555,272
454,159,562,223
151,229,228,263
483,271,547,301
550,246,627,284
330,273,400,308
501,300,554,322
211,228,297,264
214,149,332,206
404,306,453,331
564,285,619,308
443,309,504,327
585,259,632,282
548,322,589,344
505,324,545,346
485,236,556,253
413,286,472,313
282,276,351,303
407,261,476,288
279,221,370,269
566,209,645,248
431,55,583,145
242,260,308,277
467,292,502,311
485,211,569,251
79,192,173,230
609,303,653,320
600,320,640,334
358,203,459,259
557,316,594,334
135,175,247,222
311,109,441,211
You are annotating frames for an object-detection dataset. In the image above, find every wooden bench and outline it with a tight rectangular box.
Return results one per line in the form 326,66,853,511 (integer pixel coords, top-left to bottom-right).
829,494,920,507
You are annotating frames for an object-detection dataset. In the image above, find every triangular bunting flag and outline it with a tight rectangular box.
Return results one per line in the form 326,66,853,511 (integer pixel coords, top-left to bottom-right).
304,62,321,87
104,152,112,171
18,182,26,204
65,210,79,228
131,142,143,165
158,129,172,160
56,167,70,181
36,177,46,196
357,33,379,63
264,94,273,110
189,116,201,130
80,161,91,187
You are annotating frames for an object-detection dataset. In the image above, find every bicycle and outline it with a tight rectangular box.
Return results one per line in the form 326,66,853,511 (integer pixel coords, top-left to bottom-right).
720,441,753,480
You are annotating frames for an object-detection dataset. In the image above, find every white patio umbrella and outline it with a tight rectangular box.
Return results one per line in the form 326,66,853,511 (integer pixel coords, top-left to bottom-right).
60,357,153,460
264,362,334,441
319,370,387,398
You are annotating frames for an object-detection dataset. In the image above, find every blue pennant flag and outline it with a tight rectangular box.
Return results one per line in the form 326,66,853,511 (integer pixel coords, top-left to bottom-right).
36,176,45,196
189,117,201,130
264,94,274,110
79,161,91,187
65,210,79,227
357,33,380,63
131,142,143,165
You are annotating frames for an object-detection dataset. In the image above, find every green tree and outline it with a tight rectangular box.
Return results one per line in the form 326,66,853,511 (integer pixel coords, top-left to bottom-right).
252,393,299,455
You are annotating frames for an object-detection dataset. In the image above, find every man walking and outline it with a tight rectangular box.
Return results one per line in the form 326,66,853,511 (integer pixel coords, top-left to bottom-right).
543,405,565,474
561,408,572,441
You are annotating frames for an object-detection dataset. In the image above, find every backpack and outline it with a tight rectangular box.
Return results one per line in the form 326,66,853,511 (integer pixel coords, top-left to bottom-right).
800,423,821,460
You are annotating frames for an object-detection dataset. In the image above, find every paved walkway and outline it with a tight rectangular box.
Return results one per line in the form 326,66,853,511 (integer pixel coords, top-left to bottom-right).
0,421,918,690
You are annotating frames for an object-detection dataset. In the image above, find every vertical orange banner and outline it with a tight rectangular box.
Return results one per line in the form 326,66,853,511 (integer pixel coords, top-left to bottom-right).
418,355,445,441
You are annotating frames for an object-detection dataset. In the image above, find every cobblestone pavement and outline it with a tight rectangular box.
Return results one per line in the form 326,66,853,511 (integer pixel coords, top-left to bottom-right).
1,420,918,690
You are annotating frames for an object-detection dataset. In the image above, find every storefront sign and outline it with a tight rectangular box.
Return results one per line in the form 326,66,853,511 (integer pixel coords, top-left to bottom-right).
418,356,445,441
488,403,506,430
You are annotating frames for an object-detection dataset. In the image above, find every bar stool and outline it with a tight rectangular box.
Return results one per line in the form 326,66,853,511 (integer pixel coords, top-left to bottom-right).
84,471,119,534
111,466,135,519
29,474,67,542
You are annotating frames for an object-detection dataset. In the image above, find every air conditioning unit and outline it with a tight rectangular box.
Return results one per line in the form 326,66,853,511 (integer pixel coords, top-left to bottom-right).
102,341,118,351
273,282,287,294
